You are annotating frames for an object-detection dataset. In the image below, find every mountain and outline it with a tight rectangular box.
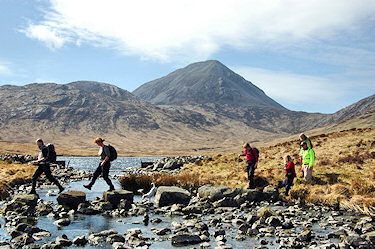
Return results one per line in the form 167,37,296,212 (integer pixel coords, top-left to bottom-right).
133,60,285,109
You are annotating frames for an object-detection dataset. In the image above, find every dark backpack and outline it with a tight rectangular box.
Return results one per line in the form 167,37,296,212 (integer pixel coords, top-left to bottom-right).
46,143,57,163
107,145,117,161
251,147,259,161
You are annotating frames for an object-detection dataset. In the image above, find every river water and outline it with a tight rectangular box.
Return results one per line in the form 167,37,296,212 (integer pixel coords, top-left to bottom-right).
0,157,362,248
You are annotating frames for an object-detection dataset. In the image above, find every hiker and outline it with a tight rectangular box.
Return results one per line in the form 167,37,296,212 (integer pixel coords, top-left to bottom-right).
84,137,115,191
238,142,259,189
277,155,296,196
29,139,64,195
299,133,313,177
300,141,315,183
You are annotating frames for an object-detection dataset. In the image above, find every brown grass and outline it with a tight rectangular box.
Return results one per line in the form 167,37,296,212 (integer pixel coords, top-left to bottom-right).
0,162,35,199
178,128,375,215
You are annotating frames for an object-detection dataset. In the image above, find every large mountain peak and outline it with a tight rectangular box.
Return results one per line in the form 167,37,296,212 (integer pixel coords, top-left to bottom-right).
133,60,285,109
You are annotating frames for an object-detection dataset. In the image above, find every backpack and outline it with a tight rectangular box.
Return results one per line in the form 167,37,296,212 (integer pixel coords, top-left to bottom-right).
107,145,118,161
46,143,57,163
251,147,259,161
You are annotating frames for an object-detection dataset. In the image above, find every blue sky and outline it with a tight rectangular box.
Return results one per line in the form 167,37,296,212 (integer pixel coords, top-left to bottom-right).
0,0,375,113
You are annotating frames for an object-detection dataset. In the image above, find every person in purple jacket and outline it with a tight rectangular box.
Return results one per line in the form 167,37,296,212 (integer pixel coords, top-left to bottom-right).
239,143,259,189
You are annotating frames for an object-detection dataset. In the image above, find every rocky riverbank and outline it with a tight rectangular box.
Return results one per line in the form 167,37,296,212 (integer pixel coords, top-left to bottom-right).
1,156,375,249
2,177,375,248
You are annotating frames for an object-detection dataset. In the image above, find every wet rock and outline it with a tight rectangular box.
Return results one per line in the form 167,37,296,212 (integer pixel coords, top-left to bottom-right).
151,218,162,224
171,233,202,246
37,202,54,216
112,242,131,249
155,186,191,207
33,231,52,241
200,242,211,248
55,235,72,247
72,236,87,246
106,234,125,244
155,228,171,236
266,216,282,227
326,228,347,239
213,197,238,207
103,190,134,207
77,202,101,215
198,185,230,202
57,191,86,210
53,218,70,227
40,242,61,249
262,185,279,201
1,194,38,215
11,234,35,247
344,234,367,247
297,230,312,242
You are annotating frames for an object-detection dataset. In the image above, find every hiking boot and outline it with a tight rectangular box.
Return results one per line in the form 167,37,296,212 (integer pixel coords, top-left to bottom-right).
83,184,92,190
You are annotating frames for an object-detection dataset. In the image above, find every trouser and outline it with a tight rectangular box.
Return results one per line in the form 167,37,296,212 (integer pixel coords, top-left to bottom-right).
88,161,114,189
246,162,256,189
32,163,63,190
281,175,295,195
303,164,313,183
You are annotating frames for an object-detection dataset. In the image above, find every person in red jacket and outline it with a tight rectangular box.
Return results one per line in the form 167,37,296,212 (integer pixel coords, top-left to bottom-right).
238,143,259,189
277,155,296,196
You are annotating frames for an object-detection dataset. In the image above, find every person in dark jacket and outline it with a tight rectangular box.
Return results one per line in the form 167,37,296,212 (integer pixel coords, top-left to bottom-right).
238,143,259,189
29,138,64,195
277,155,296,196
84,137,115,191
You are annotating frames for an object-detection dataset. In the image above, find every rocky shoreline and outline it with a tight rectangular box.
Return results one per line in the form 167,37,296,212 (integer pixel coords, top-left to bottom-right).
1,158,375,248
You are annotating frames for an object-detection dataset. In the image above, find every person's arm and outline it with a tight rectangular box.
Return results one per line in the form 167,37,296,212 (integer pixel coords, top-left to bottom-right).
100,146,111,167
309,150,315,168
33,148,48,164
238,149,246,157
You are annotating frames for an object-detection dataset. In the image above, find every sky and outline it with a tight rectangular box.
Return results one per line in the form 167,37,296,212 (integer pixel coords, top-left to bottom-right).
0,0,375,113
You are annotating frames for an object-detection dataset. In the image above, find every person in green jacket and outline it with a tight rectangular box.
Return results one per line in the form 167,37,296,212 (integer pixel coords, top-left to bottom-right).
299,133,313,177
300,141,315,183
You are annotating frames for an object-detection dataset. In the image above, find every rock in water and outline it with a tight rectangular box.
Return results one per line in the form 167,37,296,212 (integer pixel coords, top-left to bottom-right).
171,233,202,246
57,191,86,210
197,185,230,202
155,186,191,207
14,194,39,206
103,190,134,207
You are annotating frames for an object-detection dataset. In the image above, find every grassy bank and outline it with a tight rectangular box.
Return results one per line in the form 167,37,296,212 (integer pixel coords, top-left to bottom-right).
0,161,35,199
182,128,375,214
121,128,375,215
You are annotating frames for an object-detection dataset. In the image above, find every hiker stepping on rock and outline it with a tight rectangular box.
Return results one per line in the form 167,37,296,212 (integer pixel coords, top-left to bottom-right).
84,137,117,191
277,155,296,196
239,143,259,189
29,138,64,195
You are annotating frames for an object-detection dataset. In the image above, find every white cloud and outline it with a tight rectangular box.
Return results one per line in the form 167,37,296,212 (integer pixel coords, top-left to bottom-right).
0,62,12,75
23,24,68,50
21,0,375,61
232,66,375,113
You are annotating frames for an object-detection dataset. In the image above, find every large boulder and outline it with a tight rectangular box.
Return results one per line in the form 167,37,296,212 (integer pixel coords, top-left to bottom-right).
103,190,133,207
198,185,230,202
57,191,86,210
155,186,191,207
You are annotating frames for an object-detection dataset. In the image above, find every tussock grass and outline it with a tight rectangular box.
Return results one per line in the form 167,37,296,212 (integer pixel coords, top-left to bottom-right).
0,162,35,199
180,128,375,215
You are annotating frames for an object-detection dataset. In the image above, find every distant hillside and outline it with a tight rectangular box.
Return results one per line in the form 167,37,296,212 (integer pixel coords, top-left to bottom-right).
133,60,285,109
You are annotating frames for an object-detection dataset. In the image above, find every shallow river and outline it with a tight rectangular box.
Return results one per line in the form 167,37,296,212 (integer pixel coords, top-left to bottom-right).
0,157,363,248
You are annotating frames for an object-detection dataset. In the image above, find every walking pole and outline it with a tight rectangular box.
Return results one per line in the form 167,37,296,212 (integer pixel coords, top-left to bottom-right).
237,156,241,184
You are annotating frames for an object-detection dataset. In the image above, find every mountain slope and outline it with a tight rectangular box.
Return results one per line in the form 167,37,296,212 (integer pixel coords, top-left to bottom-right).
133,60,285,109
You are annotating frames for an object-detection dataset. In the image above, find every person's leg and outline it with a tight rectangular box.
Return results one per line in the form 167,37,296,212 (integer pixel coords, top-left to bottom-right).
102,162,115,191
43,164,64,192
306,167,313,183
249,163,255,189
30,166,43,194
285,176,294,196
84,163,102,190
